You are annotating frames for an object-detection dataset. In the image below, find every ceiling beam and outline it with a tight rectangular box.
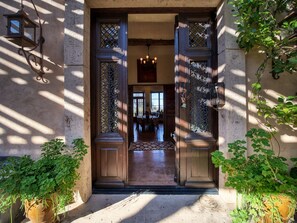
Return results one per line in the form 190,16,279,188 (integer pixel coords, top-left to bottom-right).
128,39,174,46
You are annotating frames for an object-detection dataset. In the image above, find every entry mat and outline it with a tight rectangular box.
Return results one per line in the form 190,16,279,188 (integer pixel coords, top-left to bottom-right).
129,141,175,151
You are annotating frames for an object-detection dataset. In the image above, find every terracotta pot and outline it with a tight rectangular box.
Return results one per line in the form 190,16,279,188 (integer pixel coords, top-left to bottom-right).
261,194,296,223
25,199,56,223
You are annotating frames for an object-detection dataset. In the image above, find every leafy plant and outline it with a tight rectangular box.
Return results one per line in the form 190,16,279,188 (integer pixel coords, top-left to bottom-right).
0,138,88,221
229,0,296,75
229,0,297,129
290,157,297,179
254,95,297,128
211,128,297,222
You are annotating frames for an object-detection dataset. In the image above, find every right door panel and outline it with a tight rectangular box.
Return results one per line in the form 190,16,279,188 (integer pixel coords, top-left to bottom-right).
175,13,218,188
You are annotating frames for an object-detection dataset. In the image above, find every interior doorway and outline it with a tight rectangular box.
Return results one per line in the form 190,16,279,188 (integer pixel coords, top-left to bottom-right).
126,14,177,186
128,85,176,186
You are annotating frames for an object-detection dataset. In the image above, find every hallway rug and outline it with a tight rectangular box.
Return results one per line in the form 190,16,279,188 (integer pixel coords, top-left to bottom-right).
129,141,175,151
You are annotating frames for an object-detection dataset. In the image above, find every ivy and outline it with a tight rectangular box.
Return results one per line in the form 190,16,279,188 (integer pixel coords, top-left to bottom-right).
229,0,297,129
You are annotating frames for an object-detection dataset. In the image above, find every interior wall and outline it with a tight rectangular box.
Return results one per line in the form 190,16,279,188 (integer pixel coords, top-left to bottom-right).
128,45,175,85
128,21,175,85
129,22,174,39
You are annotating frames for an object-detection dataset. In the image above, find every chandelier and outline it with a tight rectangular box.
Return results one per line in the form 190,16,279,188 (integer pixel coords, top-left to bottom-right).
139,43,157,65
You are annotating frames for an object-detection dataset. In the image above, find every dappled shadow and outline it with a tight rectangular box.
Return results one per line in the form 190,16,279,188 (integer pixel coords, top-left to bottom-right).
60,194,234,222
0,0,66,158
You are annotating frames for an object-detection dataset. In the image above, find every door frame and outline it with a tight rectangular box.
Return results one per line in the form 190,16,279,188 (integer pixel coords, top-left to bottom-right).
91,13,128,187
90,8,219,188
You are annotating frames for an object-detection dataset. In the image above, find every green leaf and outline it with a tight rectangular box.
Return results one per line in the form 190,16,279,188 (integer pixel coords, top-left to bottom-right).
252,82,262,91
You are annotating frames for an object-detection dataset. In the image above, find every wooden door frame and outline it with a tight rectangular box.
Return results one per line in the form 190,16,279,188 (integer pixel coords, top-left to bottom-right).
91,13,128,187
90,9,218,188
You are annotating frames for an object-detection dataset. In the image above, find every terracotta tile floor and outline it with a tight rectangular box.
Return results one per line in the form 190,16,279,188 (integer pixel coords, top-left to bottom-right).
128,123,177,186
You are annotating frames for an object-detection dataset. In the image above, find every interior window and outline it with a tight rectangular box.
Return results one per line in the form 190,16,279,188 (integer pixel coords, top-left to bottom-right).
133,92,144,117
151,92,163,113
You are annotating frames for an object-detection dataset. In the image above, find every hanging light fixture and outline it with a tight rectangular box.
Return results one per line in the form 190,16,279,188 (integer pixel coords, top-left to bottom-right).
139,42,157,65
4,0,46,82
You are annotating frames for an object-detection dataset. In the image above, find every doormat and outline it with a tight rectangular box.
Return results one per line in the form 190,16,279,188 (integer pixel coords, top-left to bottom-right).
129,141,175,151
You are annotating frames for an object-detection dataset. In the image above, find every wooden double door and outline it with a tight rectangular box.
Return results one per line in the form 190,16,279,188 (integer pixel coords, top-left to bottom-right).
91,12,218,188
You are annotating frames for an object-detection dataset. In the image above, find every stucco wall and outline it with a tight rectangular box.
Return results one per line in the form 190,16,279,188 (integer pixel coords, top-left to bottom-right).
64,0,92,202
216,0,247,202
246,51,297,164
0,0,65,158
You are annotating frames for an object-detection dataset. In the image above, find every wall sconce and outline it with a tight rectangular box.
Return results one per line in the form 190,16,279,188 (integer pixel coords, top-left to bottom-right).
211,82,225,108
4,0,46,82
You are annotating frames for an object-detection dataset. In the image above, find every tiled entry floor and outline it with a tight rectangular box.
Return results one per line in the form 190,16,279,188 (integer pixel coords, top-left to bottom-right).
129,123,176,186
128,150,177,186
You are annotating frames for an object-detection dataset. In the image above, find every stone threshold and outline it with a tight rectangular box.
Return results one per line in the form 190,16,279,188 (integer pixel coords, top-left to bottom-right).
93,186,219,195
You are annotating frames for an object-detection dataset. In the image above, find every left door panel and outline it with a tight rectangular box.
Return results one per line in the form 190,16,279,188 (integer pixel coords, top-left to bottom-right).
91,14,128,188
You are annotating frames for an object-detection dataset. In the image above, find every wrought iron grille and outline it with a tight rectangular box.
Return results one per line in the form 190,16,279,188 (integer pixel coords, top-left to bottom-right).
100,62,119,133
189,22,210,48
189,61,211,133
100,23,119,48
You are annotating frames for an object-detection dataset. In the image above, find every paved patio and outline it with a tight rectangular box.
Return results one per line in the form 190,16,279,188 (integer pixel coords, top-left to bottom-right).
56,194,234,223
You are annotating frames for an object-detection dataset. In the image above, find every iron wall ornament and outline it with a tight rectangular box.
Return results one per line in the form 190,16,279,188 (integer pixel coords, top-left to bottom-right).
4,0,46,82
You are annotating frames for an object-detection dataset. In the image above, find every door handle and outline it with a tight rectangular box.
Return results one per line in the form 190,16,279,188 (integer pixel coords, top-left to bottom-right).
211,82,225,108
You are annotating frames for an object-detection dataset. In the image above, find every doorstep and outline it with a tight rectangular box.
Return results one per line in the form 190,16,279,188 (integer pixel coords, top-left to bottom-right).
92,185,219,195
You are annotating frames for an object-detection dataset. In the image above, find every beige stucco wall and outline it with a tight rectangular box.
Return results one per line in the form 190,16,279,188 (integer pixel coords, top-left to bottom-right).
247,51,297,164
64,0,92,202
0,0,65,158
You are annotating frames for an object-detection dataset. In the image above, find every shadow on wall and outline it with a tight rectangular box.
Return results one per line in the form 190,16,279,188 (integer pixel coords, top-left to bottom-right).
0,0,84,159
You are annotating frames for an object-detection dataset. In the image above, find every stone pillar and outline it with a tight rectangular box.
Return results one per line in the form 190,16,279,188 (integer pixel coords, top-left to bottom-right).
64,0,91,202
216,1,247,202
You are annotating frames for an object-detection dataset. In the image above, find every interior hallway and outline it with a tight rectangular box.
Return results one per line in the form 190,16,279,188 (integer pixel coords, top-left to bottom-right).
128,123,176,186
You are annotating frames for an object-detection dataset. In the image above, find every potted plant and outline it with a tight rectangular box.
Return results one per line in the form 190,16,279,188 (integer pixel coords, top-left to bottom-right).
211,128,297,223
0,138,88,223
